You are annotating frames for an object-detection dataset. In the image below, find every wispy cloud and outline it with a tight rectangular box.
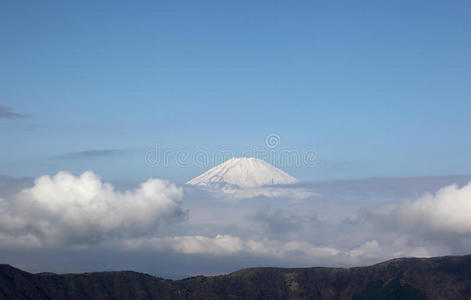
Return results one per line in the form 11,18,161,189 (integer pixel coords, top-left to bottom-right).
0,106,24,119
56,149,126,159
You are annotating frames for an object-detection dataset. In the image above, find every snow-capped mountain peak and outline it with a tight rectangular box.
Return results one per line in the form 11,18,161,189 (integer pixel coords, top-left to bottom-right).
186,157,298,188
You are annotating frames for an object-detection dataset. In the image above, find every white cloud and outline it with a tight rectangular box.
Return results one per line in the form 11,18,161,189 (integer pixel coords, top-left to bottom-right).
0,171,185,246
372,181,471,235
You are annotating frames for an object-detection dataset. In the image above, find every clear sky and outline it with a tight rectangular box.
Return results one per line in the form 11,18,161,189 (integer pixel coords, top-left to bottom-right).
1,0,471,183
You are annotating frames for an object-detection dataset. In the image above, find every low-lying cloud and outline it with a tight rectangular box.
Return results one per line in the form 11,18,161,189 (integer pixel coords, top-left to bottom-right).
191,184,313,201
121,234,341,258
118,234,434,267
1,173,471,275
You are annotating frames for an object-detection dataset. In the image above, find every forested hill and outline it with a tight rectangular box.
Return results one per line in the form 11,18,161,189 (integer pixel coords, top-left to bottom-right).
1,254,471,300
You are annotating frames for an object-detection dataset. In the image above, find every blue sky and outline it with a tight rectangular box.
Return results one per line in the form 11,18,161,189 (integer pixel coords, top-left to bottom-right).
1,0,471,183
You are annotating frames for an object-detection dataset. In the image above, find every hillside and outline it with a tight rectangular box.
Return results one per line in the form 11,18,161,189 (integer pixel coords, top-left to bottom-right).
1,254,471,299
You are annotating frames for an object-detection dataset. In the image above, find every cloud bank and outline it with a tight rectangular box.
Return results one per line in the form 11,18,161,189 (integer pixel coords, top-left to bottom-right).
121,235,341,258
1,173,471,276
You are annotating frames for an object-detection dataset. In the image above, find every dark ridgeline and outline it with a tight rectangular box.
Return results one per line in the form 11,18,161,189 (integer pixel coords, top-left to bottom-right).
1,254,471,300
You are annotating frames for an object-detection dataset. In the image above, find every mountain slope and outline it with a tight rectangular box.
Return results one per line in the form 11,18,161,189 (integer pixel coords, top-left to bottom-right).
187,157,298,188
2,255,471,299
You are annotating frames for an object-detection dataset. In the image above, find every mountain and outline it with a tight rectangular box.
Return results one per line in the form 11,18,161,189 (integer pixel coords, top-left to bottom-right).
187,157,298,188
2,254,471,299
